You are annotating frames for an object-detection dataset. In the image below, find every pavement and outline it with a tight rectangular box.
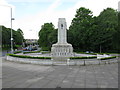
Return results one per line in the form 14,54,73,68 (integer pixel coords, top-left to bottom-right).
2,59,118,88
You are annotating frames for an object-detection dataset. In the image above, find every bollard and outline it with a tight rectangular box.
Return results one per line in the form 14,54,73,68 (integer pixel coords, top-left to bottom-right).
67,58,70,65
99,60,101,65
51,59,54,66
108,60,110,64
84,60,85,66
105,61,106,64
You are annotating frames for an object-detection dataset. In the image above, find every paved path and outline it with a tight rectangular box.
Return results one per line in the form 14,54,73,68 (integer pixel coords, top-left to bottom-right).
2,60,118,88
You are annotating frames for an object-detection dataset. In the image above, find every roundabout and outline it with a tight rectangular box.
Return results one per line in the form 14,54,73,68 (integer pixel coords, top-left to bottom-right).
5,51,118,66
5,18,118,66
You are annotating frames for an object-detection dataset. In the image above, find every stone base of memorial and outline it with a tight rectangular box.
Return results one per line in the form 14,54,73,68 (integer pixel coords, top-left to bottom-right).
51,43,73,61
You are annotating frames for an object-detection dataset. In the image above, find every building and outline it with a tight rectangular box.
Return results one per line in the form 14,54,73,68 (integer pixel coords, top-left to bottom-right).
25,39,38,45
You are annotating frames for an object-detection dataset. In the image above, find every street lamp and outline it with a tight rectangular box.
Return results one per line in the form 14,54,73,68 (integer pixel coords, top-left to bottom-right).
10,8,15,53
0,5,15,53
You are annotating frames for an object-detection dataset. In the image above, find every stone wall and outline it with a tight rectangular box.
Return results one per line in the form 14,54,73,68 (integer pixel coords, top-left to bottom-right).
5,56,118,66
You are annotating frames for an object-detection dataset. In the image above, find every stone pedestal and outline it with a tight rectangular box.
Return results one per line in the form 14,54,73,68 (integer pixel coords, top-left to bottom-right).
51,43,73,60
51,18,73,61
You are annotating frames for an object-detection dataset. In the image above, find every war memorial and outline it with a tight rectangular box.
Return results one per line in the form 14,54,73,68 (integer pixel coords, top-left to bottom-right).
4,18,118,65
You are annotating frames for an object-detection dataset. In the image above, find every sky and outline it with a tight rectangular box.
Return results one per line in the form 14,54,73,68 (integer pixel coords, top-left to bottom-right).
0,0,119,39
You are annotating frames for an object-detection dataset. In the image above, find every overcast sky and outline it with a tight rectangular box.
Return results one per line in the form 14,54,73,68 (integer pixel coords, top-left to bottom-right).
0,0,119,39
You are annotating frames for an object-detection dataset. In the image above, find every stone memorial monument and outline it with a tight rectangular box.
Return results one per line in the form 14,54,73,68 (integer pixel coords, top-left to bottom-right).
51,18,73,61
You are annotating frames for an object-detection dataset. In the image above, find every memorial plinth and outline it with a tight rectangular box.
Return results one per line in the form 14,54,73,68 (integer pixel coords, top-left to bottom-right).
51,18,73,61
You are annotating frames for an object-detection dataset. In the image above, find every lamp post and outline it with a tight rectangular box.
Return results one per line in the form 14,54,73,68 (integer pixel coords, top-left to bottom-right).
0,5,15,53
10,8,15,53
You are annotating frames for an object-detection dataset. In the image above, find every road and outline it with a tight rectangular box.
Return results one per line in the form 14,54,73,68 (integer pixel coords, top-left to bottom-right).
2,50,11,56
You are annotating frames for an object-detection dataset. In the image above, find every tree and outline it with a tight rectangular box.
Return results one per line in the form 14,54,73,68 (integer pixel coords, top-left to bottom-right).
68,7,94,52
113,11,120,52
14,28,24,45
38,23,56,50
1,26,11,47
94,8,118,52
1,25,24,49
68,7,118,53
48,29,57,46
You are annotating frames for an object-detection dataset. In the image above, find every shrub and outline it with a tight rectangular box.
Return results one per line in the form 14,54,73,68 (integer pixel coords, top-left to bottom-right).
100,56,117,60
70,56,97,59
7,54,51,59
41,51,50,54
13,51,22,54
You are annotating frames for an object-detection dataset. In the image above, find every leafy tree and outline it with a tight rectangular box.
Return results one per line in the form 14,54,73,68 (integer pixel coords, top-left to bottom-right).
14,28,24,45
113,11,120,52
68,7,94,52
94,8,118,52
1,26,24,49
48,29,57,46
38,23,56,50
1,26,11,47
68,7,118,53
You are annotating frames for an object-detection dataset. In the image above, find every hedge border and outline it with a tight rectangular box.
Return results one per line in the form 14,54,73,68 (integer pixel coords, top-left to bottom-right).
7,54,51,59
13,51,22,54
9,54,118,60
100,56,117,60
7,53,97,60
70,56,97,59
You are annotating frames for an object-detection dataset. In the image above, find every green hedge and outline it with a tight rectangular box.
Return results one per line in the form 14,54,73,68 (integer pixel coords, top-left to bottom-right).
7,54,51,59
70,56,97,59
7,53,97,60
100,56,117,60
13,51,22,54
